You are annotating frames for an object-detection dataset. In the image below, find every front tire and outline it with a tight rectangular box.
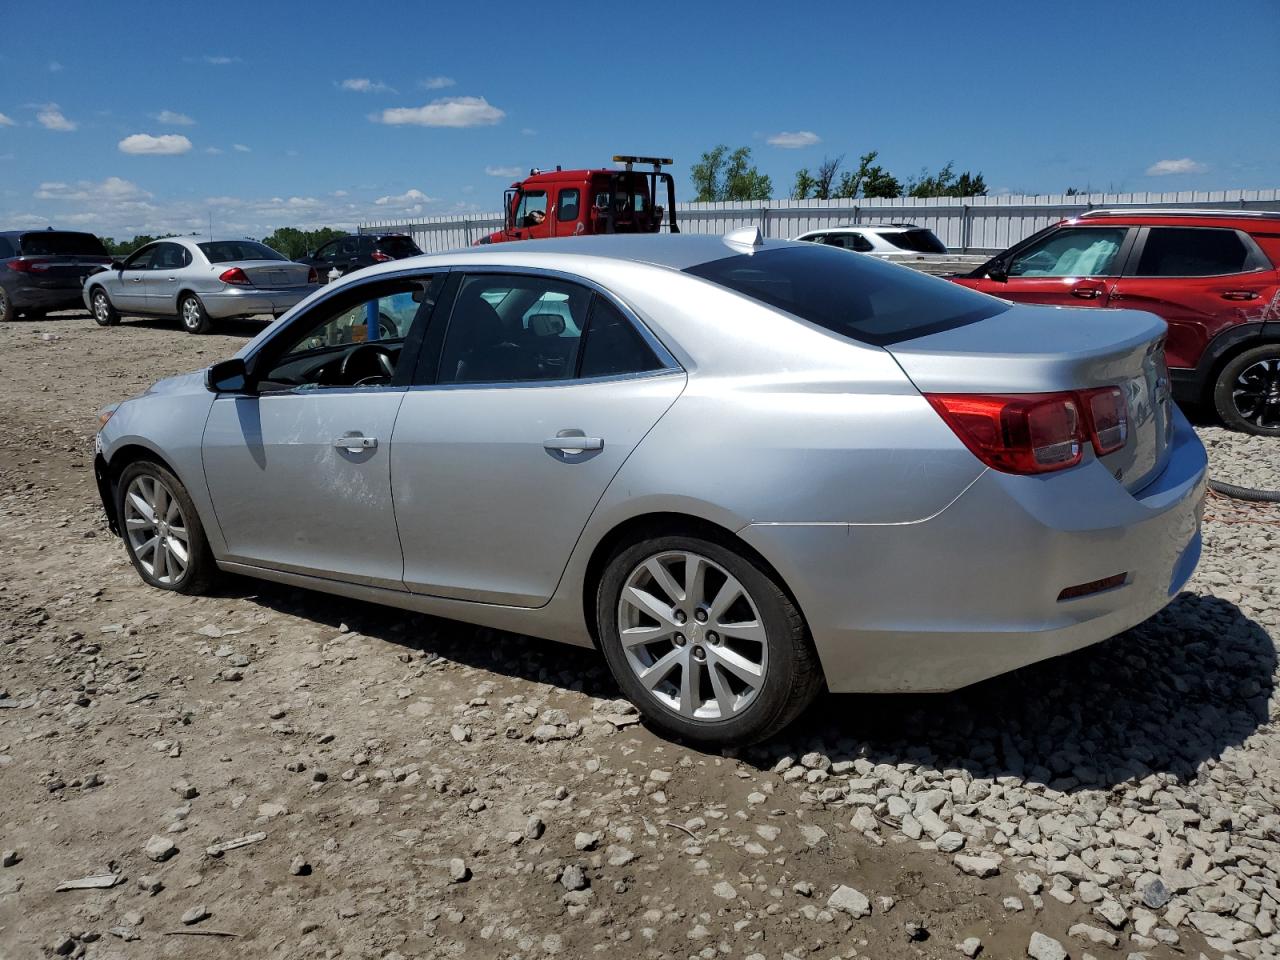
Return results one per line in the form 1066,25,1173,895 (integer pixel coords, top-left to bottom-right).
179,294,213,335
596,534,822,746
91,288,119,326
116,460,217,594
1214,344,1280,436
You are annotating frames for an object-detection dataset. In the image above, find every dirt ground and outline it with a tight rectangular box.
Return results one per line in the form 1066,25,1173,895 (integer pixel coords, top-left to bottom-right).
1,312,1277,960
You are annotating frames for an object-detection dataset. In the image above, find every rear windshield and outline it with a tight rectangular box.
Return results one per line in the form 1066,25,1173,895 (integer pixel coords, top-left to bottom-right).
376,236,422,257
684,244,1006,346
199,240,286,263
19,231,109,257
883,229,947,254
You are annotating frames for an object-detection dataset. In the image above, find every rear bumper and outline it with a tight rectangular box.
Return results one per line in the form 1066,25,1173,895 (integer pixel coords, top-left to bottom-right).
741,410,1207,693
201,285,313,319
6,281,84,311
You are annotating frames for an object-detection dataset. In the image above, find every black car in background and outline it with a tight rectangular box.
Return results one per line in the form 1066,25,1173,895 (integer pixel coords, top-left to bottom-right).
0,229,113,321
299,233,423,283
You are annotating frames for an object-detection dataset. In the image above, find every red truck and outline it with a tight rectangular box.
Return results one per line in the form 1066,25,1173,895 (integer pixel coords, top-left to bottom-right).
477,155,679,244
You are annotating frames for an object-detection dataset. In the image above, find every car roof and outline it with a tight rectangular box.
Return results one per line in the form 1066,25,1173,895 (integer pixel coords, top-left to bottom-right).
426,233,771,271
1067,209,1280,229
801,224,920,234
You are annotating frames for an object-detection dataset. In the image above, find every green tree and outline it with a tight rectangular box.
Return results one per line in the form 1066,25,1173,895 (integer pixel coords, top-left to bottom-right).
907,162,987,198
833,151,902,199
260,226,347,260
691,145,772,202
791,168,817,200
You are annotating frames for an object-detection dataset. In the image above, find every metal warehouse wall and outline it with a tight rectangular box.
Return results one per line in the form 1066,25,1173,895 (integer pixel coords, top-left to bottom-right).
361,188,1280,255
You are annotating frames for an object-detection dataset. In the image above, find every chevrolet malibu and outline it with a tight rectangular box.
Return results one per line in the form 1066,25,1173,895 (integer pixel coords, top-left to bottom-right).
84,237,317,334
92,232,1207,745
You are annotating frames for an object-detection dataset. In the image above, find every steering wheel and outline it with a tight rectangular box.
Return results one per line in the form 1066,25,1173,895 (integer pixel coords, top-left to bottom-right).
340,343,395,386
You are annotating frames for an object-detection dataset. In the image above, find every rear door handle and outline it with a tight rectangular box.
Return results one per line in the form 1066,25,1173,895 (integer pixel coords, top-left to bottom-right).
544,436,603,453
334,436,377,452
1221,290,1259,301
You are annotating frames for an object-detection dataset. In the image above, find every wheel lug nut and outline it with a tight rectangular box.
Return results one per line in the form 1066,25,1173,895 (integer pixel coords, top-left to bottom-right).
674,611,687,624
694,609,708,623
674,634,686,646
707,632,719,645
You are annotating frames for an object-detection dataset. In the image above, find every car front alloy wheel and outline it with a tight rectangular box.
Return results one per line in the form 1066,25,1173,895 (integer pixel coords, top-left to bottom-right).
117,461,216,593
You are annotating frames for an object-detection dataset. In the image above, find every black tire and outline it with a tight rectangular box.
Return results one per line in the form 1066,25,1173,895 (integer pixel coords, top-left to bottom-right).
116,460,217,594
1213,343,1280,436
90,288,120,327
22,309,47,321
0,286,13,323
179,293,213,335
596,533,823,746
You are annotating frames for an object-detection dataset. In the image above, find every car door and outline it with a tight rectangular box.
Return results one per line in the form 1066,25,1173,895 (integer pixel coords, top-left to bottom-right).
391,271,685,606
507,189,551,242
201,273,443,588
112,244,158,311
993,225,1133,307
1108,226,1276,371
309,239,342,282
141,242,190,314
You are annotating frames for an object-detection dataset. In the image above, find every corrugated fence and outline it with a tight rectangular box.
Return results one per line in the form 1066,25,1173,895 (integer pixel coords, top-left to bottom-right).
361,188,1280,255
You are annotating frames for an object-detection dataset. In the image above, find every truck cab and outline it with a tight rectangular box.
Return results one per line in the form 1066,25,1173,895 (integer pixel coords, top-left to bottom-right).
479,155,678,244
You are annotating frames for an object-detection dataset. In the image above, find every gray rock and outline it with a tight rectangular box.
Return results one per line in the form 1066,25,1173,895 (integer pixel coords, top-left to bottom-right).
181,904,209,925
827,884,871,919
447,858,470,882
1026,931,1067,960
957,936,982,957
290,856,310,876
1,850,19,867
713,880,737,899
954,854,1000,878
1069,922,1118,947
1135,875,1170,910
560,864,588,891
144,835,177,862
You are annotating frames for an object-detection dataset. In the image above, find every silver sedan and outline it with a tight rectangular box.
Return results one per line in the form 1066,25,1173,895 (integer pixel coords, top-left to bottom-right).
91,231,1207,745
83,237,317,334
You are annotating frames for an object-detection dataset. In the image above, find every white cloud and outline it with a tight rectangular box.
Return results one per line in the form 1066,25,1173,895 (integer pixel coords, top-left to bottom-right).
0,112,14,127
36,104,76,131
375,96,505,128
233,143,251,152
332,189,349,197
420,76,455,90
35,176,152,202
204,146,224,155
118,133,193,156
485,165,522,178
340,78,394,93
1146,157,1207,176
48,60,63,73
521,127,537,136
375,188,433,206
153,110,195,126
767,130,821,148
204,55,239,65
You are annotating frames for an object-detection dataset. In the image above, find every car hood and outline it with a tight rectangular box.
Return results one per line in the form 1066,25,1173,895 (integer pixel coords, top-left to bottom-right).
141,369,207,398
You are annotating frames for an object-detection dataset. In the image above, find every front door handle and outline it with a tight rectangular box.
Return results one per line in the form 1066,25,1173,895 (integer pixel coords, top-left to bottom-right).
1221,290,1260,301
1070,286,1104,300
167,277,178,282
544,435,603,454
334,436,377,452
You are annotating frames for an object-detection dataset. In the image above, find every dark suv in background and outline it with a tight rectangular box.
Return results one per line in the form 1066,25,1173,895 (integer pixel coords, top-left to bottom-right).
300,233,422,283
0,229,113,321
954,209,1280,435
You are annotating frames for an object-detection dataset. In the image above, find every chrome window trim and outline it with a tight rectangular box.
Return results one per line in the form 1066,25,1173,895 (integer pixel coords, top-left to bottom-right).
405,368,684,393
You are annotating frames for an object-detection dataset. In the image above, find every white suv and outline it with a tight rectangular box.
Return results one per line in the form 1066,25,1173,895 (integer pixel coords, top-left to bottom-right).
794,224,951,261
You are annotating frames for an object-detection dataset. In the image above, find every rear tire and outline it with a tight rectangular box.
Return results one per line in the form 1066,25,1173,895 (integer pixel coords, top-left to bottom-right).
0,287,13,323
1213,344,1280,436
596,534,823,746
91,288,119,327
116,460,217,594
179,294,213,335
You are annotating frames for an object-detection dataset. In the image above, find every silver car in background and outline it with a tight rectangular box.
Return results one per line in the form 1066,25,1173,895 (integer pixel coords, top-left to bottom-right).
84,237,317,334
91,232,1207,745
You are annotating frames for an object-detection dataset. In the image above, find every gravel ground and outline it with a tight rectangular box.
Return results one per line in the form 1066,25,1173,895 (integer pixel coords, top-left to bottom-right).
0,314,1278,960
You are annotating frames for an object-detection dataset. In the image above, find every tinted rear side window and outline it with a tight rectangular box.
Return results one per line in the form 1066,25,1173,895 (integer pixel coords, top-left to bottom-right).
685,244,1006,346
376,236,422,257
883,229,947,254
578,297,664,378
199,240,286,263
0,237,14,258
19,231,108,257
1135,228,1253,277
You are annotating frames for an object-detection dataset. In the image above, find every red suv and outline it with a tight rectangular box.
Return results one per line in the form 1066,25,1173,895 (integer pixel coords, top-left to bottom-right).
954,209,1280,435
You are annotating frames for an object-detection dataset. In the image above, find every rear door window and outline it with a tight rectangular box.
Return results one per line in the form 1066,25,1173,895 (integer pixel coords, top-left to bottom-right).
685,244,1006,346
826,233,873,253
1133,227,1258,277
19,231,109,257
557,189,581,222
883,229,948,254
0,237,14,258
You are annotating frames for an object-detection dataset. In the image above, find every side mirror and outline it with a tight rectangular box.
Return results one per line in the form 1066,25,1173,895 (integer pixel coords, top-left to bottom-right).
986,260,1009,283
205,357,253,394
111,260,125,271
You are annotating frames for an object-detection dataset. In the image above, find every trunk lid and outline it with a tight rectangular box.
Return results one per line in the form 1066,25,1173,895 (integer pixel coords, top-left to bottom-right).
886,304,1175,492
224,261,311,288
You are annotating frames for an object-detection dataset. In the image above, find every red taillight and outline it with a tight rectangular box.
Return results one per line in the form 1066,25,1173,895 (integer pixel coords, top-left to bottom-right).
927,387,1132,475
1081,386,1128,455
307,267,319,284
219,267,250,285
6,258,50,273
926,393,1083,475
370,250,393,262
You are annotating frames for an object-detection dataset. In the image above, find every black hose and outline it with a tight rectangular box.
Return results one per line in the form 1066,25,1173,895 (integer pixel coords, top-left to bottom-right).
1209,479,1280,503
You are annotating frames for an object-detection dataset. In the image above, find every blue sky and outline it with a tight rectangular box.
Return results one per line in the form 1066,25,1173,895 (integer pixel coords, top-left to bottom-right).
1,0,1277,239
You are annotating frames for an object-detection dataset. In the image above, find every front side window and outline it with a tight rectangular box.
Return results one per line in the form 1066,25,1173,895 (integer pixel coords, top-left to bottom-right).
515,191,548,228
437,274,591,384
1134,227,1254,277
314,240,339,263
1007,227,1127,278
257,276,440,389
123,245,157,270
686,244,1007,346
199,240,286,263
557,189,581,222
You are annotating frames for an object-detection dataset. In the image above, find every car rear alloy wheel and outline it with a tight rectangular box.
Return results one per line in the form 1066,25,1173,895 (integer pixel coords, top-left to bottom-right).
1214,344,1280,436
117,461,216,593
598,534,822,745
180,294,212,334
91,289,119,326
